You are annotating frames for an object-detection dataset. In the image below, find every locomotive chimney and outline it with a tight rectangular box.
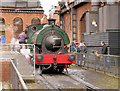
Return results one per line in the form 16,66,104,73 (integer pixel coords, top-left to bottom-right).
48,19,56,25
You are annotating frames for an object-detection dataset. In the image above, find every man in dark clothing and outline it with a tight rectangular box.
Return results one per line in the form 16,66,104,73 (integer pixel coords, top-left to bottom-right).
101,41,110,69
101,41,108,54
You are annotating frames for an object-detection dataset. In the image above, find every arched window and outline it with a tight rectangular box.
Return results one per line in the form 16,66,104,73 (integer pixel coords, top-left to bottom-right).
31,17,40,25
13,17,23,38
0,17,5,36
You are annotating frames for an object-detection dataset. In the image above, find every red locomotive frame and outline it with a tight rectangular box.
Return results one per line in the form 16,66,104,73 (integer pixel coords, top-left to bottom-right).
32,54,76,70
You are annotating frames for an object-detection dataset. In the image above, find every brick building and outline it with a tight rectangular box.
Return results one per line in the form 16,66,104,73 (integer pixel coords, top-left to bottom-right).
59,1,92,44
0,0,45,43
59,0,120,55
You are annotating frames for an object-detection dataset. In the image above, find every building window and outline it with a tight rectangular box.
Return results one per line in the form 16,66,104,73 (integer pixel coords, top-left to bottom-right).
31,17,40,25
13,17,23,38
0,17,5,42
0,17,5,35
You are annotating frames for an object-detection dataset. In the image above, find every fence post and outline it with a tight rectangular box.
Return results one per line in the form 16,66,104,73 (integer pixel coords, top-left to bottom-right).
10,60,13,89
107,47,110,55
33,44,36,76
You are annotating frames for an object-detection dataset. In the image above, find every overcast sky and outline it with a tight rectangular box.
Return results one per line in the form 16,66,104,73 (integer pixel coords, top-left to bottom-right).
40,0,60,16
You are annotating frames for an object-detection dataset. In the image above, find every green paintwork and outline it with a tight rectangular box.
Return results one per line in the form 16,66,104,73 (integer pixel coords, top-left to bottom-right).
27,24,44,44
26,24,69,54
37,55,43,61
53,56,57,60
31,26,69,45
69,55,75,61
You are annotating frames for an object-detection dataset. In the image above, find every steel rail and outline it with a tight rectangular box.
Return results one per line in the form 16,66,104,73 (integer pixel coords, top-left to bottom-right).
64,73,100,91
38,73,88,90
40,75,57,89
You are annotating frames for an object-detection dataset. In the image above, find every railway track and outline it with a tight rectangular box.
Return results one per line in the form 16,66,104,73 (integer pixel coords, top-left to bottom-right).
64,73,100,91
34,71,99,91
35,75,55,89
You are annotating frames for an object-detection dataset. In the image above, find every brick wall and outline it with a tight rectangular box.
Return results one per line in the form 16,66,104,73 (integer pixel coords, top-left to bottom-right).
63,12,72,45
61,2,91,45
0,12,44,43
0,61,10,81
76,2,91,42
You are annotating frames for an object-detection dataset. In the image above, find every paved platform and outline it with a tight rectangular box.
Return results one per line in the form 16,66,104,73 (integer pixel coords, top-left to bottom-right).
68,67,119,90
0,51,33,76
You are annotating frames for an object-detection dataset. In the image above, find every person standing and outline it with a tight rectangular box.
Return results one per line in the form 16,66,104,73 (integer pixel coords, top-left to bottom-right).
11,35,17,51
95,51,100,70
82,43,87,54
101,41,110,69
64,45,69,53
71,41,76,52
79,41,83,52
81,43,87,66
18,31,27,49
76,44,80,53
74,40,77,52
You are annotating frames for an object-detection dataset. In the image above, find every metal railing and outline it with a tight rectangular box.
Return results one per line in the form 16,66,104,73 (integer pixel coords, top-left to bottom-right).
0,43,36,76
0,58,28,90
10,59,28,90
76,53,120,78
